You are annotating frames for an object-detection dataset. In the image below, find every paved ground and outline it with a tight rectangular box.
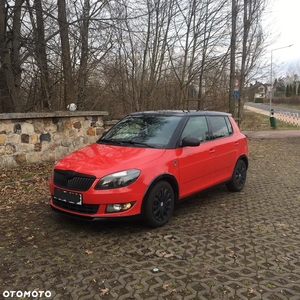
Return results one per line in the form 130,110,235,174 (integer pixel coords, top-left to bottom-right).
1,136,300,299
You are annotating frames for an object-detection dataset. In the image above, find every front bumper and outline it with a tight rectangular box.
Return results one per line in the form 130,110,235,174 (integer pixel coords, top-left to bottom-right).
50,205,141,221
49,177,146,218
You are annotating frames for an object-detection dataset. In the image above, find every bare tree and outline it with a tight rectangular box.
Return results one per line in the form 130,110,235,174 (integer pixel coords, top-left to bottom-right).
169,0,229,110
0,0,269,115
25,0,52,110
237,0,266,121
77,0,90,109
104,0,177,113
0,0,24,112
0,0,10,112
57,0,76,107
196,0,230,110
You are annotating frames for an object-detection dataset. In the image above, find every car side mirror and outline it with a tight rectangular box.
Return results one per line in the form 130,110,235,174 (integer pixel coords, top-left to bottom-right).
181,136,200,147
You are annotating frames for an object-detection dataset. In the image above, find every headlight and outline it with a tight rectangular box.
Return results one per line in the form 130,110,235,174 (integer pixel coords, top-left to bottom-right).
94,169,141,190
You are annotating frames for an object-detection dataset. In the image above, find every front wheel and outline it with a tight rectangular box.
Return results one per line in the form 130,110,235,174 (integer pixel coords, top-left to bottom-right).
143,181,174,228
226,159,247,192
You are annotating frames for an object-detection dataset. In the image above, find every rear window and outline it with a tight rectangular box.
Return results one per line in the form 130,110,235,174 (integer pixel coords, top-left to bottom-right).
209,116,233,139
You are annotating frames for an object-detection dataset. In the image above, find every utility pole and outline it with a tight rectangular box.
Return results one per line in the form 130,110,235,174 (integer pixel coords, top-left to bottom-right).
229,0,237,117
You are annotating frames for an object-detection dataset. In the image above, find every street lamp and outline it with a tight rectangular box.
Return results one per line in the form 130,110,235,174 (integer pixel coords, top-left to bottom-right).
269,44,293,115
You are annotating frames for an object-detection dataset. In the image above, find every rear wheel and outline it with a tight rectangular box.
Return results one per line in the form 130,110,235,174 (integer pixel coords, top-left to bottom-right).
143,181,174,228
226,159,247,192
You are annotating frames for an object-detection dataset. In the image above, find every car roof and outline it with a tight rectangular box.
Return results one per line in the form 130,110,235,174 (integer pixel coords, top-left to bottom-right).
129,110,231,117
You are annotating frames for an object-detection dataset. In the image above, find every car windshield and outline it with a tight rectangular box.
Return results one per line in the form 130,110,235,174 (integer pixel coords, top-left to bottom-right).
98,114,182,148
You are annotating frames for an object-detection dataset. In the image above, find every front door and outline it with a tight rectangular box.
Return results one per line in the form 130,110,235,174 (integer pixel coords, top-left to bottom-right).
176,116,216,198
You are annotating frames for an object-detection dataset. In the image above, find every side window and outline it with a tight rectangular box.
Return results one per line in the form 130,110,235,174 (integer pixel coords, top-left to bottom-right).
181,116,209,142
225,117,233,134
209,116,232,139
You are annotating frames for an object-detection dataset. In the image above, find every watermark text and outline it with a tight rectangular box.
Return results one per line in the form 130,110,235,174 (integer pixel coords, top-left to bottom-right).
3,290,51,298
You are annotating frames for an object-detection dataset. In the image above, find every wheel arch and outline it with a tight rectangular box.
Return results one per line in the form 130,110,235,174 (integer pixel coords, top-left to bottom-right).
238,154,249,169
141,173,179,213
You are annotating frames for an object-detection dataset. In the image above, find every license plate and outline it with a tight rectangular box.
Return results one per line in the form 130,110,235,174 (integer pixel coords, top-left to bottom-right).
54,188,82,205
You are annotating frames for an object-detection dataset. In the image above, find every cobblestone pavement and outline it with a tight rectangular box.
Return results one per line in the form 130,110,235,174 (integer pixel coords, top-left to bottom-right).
1,137,300,300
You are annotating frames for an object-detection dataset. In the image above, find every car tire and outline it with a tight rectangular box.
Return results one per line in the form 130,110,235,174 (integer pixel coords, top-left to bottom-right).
143,181,174,228
226,159,247,192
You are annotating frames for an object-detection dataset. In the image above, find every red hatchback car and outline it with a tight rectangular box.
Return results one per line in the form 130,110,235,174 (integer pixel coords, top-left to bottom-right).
50,111,248,227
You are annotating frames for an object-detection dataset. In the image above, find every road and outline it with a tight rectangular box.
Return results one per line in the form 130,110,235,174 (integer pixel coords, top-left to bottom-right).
245,102,300,116
243,102,300,138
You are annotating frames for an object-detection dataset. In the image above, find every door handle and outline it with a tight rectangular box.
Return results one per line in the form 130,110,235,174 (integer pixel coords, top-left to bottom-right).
209,148,215,154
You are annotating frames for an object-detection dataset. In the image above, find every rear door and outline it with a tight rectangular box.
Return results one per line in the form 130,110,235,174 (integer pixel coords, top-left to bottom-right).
208,116,239,184
176,116,216,198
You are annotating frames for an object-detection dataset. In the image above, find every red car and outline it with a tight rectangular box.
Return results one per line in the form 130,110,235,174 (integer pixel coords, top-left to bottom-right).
50,111,248,227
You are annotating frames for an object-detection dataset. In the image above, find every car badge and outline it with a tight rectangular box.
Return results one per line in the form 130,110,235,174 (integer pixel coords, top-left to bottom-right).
65,171,76,179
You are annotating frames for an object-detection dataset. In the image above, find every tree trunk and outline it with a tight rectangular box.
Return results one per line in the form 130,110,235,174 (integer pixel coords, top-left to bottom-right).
34,0,51,109
0,0,11,112
0,0,24,112
57,0,76,107
78,0,90,109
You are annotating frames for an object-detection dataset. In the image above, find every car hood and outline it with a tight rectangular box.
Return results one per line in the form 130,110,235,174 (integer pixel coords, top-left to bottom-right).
54,143,166,177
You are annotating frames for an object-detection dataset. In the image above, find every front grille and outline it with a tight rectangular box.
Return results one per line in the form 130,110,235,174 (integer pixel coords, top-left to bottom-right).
52,197,99,214
54,170,96,191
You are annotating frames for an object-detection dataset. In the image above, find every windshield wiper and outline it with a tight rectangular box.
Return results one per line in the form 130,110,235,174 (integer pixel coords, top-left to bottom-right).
97,138,123,145
119,140,155,148
98,138,154,148
113,140,155,148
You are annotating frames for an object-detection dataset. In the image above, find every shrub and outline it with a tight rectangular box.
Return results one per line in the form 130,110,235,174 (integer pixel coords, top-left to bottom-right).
254,98,264,103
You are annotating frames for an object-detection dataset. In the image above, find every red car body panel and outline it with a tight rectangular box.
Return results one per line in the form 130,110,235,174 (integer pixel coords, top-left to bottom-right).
175,141,216,196
50,145,168,217
53,143,166,176
50,112,248,222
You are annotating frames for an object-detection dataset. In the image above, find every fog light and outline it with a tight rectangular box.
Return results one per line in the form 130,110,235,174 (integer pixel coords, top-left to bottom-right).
122,203,132,210
106,202,133,213
113,204,122,211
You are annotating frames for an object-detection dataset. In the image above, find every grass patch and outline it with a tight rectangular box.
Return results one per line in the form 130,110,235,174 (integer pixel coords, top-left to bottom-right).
240,110,297,131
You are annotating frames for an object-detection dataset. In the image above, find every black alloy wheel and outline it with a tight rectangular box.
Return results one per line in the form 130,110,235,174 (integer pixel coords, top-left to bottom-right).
226,159,247,192
143,181,174,228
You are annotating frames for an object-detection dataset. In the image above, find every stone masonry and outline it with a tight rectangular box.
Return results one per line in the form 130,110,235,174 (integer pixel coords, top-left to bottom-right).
0,111,108,169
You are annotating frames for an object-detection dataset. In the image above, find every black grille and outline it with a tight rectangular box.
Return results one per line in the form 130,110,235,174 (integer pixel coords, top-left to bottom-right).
52,197,99,214
54,170,96,191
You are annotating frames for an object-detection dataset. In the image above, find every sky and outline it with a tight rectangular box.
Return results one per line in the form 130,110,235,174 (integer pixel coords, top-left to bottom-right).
266,0,300,71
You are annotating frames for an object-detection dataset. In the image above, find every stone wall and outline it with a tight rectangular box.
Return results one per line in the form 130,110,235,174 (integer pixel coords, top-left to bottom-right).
0,111,109,169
